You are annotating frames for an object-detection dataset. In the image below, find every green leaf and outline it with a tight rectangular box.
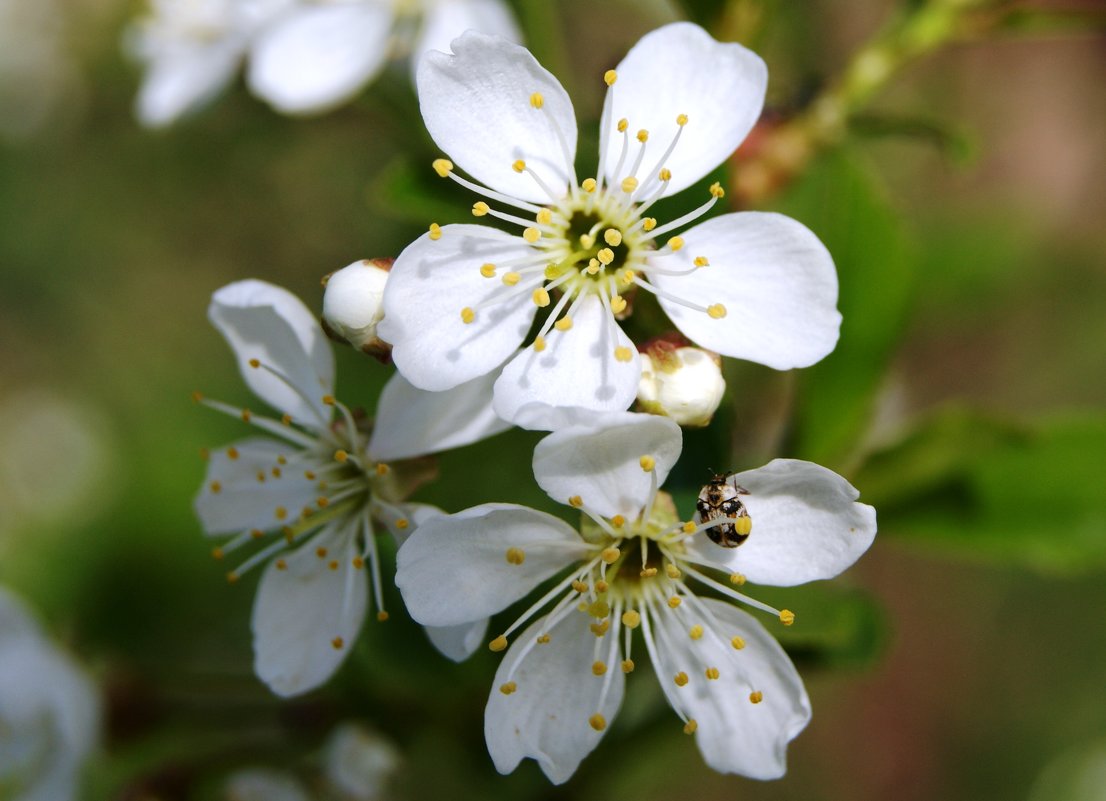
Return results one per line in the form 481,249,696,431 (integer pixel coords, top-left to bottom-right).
771,149,915,470
856,410,1106,574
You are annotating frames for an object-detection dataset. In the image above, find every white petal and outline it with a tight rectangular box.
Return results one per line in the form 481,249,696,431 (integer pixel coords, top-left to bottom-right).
136,40,243,127
323,723,401,801
690,459,876,586
484,607,624,784
492,294,641,424
649,598,809,778
194,437,317,535
600,22,766,196
247,2,393,114
650,212,841,370
410,0,522,85
379,225,537,391
367,368,510,462
395,503,587,627
209,279,335,428
532,412,682,519
416,31,576,202
252,530,367,697
376,501,445,547
423,618,490,662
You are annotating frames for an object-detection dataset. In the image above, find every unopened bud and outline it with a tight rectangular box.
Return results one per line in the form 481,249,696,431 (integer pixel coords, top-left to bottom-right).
322,259,392,359
637,340,725,427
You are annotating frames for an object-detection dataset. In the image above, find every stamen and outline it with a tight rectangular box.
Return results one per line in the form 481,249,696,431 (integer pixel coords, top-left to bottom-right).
644,191,721,239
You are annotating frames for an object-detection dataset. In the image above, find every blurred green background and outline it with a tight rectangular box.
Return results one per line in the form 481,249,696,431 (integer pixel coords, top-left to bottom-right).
1,0,1104,799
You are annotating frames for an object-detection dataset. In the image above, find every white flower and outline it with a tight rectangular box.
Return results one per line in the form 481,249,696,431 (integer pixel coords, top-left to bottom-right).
194,279,507,696
225,768,311,801
128,0,520,126
324,723,400,801
0,588,99,801
395,411,876,783
322,258,392,355
637,339,725,427
379,23,841,425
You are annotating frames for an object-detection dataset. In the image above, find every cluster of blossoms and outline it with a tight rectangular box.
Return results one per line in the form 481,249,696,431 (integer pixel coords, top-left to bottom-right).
190,20,876,787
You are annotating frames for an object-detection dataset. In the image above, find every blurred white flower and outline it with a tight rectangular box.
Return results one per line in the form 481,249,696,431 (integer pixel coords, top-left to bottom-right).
322,259,392,357
195,279,507,696
128,0,520,126
379,23,840,425
324,723,399,801
0,588,99,801
396,410,876,783
225,768,311,801
637,339,725,427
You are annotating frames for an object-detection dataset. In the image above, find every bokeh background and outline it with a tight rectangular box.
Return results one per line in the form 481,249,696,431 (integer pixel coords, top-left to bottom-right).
2,0,1105,799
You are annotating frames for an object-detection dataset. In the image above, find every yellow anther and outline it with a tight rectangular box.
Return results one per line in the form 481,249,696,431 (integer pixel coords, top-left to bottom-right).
579,233,595,248
376,611,389,622
537,634,551,644
592,661,607,676
617,118,628,133
596,247,615,265
395,518,409,530
226,571,240,584
707,303,727,319
571,580,588,593
735,516,752,536
689,625,704,640
489,635,508,652
694,256,710,267
271,467,282,478
604,69,617,86
331,637,344,650
674,672,689,687
709,181,725,198
316,496,329,508
275,559,287,571
639,454,656,472
505,547,526,565
460,307,476,324
589,713,607,731
640,567,658,578
621,610,641,629
283,527,295,543
529,92,544,109
610,515,626,528
274,506,287,520
432,158,453,177
676,113,689,126
780,609,795,626
730,573,746,585
642,217,657,231
428,223,442,240
554,316,573,332
587,600,610,619
667,236,685,252
191,391,204,404
316,546,328,558
301,506,314,519
585,259,600,275
198,446,210,461
568,495,583,508
321,395,337,407
480,262,496,278
594,580,608,593
256,470,267,482
659,168,672,182
705,667,720,680
328,560,339,570
375,463,389,476
621,659,635,673
211,547,224,560
609,295,627,314
668,596,682,609
666,563,682,579
502,271,521,286
533,336,547,352
500,681,518,695
334,449,348,462
277,456,287,465
636,129,649,143
281,414,292,426
601,229,622,247
512,159,526,173
749,691,764,704
536,208,553,225
523,227,541,243
240,409,252,422
621,176,639,193
209,481,222,494
682,521,697,534
731,636,746,650
532,287,550,307
352,556,365,569
472,201,490,217
248,358,260,368
614,346,634,362
683,719,698,735
250,528,263,539
581,177,597,193
590,620,609,637
225,447,239,460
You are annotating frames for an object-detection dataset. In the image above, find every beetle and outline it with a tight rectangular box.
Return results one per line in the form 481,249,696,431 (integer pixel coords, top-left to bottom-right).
696,472,752,547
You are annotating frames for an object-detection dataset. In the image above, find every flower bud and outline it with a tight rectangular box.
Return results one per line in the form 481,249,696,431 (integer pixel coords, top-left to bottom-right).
321,258,392,359
637,340,725,427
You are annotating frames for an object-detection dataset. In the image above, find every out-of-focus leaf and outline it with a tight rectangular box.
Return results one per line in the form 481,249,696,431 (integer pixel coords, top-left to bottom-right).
771,149,916,470
369,156,464,226
857,410,1106,574
850,111,977,164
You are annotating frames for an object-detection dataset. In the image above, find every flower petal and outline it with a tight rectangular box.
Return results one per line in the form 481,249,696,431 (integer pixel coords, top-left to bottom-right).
532,412,682,519
485,607,624,784
689,459,876,586
135,40,243,127
410,0,522,85
492,294,641,424
650,212,841,370
247,1,393,114
367,368,511,462
209,279,335,428
649,598,810,779
395,503,587,627
424,618,490,663
416,31,576,202
252,529,367,697
379,225,537,391
600,22,766,196
194,437,317,535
